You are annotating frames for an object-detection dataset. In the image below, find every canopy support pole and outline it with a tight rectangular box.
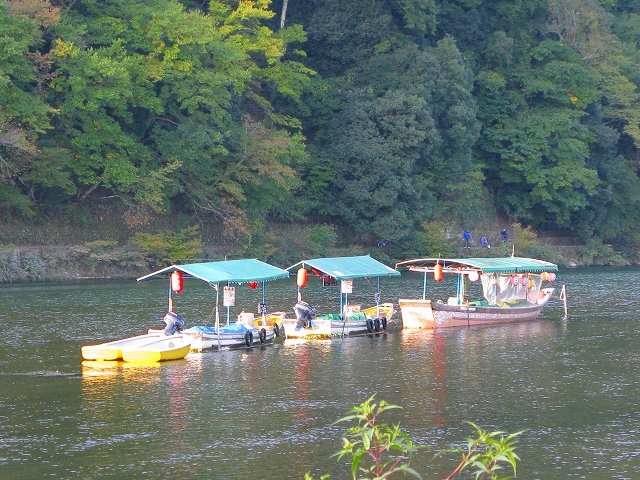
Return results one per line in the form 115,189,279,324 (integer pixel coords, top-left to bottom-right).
261,282,266,327
422,271,427,300
213,283,220,350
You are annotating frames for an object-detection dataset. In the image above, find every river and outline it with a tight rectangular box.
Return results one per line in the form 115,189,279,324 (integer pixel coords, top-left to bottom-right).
1,267,639,479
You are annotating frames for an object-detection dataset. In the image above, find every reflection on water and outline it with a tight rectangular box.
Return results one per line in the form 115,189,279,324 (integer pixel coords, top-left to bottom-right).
2,268,640,478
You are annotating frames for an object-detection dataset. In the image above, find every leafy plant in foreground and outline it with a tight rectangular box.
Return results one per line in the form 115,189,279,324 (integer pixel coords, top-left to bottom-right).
442,422,523,480
305,395,523,480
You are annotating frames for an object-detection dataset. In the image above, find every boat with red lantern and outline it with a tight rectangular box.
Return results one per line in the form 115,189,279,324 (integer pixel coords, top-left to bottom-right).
278,256,400,339
137,259,289,351
395,256,558,329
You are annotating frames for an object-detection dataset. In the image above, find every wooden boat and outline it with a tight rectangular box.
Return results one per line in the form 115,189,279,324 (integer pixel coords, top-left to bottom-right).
137,259,289,351
121,335,192,362
279,256,400,339
81,333,163,361
396,257,558,329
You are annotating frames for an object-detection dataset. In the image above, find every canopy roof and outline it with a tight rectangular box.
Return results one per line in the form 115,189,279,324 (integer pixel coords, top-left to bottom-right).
137,259,289,284
396,257,558,274
287,255,400,280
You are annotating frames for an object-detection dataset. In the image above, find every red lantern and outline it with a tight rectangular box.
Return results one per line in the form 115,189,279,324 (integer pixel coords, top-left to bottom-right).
433,263,443,282
511,275,518,286
170,270,183,293
248,281,258,289
297,268,308,288
520,275,527,287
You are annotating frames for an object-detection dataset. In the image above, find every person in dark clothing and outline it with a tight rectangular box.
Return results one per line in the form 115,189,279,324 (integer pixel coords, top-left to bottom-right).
501,229,509,244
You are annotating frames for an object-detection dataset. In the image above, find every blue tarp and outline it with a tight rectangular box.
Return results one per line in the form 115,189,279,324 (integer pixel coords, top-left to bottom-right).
184,323,253,334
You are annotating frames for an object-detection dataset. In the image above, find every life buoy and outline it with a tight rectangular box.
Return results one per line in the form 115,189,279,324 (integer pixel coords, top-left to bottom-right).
245,331,253,346
259,328,267,343
366,319,374,333
273,324,280,337
381,316,388,330
434,263,443,282
374,318,381,332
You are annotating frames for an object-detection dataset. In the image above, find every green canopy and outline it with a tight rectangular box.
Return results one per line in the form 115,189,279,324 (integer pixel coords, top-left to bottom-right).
287,255,400,280
396,257,558,274
137,259,289,284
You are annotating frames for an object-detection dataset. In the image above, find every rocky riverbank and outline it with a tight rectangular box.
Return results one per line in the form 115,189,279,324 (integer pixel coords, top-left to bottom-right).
0,240,633,285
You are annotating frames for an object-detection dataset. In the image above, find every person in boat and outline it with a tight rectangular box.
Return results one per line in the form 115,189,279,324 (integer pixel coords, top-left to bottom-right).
163,311,185,335
294,300,316,330
480,236,490,248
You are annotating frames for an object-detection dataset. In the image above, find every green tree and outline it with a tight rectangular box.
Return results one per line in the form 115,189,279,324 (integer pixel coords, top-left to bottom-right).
0,0,59,217
325,89,435,241
47,0,312,235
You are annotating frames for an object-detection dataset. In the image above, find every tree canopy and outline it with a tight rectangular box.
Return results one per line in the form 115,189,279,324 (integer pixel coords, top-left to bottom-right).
2,0,640,254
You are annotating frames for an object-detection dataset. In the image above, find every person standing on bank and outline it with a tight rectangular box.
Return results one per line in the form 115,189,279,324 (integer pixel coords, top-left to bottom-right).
463,230,471,249
501,229,509,244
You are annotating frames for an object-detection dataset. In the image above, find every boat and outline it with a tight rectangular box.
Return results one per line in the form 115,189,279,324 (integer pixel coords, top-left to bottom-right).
396,256,558,329
279,255,400,339
137,259,289,351
121,334,192,362
81,333,163,361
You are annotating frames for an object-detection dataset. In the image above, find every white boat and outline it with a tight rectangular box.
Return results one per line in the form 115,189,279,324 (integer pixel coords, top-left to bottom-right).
121,334,192,362
279,256,400,339
137,259,289,351
81,333,163,361
396,256,558,329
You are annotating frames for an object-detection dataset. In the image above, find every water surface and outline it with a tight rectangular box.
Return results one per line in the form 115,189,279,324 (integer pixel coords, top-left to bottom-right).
1,268,640,479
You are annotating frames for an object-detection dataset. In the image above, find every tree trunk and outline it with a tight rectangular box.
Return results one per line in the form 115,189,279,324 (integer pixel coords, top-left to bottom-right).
280,0,289,29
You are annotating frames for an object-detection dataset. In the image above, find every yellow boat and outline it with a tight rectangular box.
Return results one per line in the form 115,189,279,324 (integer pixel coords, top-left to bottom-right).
121,335,191,363
81,333,162,361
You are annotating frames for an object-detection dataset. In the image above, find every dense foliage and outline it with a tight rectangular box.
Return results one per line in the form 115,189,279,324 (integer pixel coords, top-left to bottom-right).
2,0,640,257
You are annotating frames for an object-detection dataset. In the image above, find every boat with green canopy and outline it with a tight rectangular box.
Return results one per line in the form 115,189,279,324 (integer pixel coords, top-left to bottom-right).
137,259,289,350
395,256,559,329
278,255,400,339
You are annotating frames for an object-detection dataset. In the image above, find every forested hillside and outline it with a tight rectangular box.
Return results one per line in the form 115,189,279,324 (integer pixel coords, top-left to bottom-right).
2,0,640,266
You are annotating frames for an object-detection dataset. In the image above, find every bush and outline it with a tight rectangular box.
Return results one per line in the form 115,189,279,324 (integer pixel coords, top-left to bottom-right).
130,225,204,265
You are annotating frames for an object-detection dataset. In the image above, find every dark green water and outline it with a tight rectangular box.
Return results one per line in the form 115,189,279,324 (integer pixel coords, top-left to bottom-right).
1,268,640,479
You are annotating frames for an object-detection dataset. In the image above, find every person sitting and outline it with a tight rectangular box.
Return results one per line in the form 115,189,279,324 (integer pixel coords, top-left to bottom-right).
480,236,490,248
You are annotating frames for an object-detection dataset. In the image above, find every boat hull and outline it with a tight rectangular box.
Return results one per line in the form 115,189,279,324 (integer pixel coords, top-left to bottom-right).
281,303,394,340
121,335,192,362
81,333,163,361
154,326,276,352
400,288,554,329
